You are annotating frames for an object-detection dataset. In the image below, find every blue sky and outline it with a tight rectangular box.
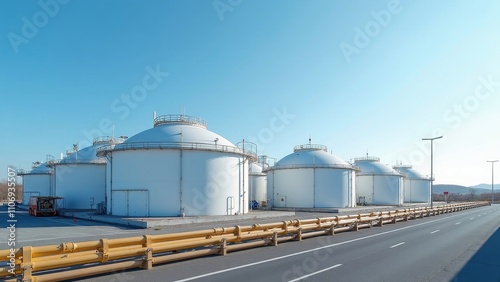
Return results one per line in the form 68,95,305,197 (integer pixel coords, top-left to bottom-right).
1,0,499,186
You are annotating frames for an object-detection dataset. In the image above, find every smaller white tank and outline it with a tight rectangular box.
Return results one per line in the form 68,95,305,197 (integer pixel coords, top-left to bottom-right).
50,136,125,209
393,164,431,203
18,161,53,205
354,156,404,205
249,162,266,209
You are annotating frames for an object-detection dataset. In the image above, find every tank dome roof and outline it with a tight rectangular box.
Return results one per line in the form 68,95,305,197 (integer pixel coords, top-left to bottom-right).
271,144,355,170
18,161,53,175
125,115,234,146
354,156,402,176
393,164,429,180
98,114,257,160
52,137,124,166
30,162,53,174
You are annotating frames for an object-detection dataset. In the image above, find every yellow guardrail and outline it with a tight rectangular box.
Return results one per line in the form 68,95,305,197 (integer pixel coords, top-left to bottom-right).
0,201,489,282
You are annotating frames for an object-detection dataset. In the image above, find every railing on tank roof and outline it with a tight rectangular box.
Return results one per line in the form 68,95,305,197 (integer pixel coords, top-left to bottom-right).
293,144,327,152
269,163,358,170
393,164,412,169
236,141,258,160
96,141,257,160
45,158,106,167
353,156,380,162
93,136,128,145
16,168,53,175
154,114,207,128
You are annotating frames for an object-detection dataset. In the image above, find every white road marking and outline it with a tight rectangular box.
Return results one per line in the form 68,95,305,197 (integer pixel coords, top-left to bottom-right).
174,213,466,282
470,218,474,220
456,222,461,225
430,230,440,234
288,264,343,282
390,242,405,248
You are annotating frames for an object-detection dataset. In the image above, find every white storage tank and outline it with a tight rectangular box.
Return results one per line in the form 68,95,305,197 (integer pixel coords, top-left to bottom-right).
49,137,123,209
354,156,404,205
393,164,431,203
249,162,266,209
18,161,54,205
97,114,256,217
267,144,357,208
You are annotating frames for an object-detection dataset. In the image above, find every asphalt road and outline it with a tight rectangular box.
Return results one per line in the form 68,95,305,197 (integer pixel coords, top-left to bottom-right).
75,205,500,282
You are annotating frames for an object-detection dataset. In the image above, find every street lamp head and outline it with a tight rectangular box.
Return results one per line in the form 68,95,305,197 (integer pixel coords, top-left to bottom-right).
422,136,443,141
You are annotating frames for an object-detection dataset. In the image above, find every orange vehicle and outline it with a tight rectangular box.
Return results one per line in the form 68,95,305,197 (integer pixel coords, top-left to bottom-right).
28,196,62,216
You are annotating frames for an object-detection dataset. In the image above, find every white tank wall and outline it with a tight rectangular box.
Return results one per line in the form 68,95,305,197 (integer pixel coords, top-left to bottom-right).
250,174,267,206
273,169,314,208
109,150,248,217
404,178,430,203
21,174,52,205
269,168,355,208
356,175,403,205
55,164,106,209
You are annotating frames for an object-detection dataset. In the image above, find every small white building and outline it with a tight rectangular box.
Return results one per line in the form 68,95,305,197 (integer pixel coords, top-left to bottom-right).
97,114,257,217
49,137,124,210
393,164,431,203
18,162,54,205
267,144,357,208
354,156,404,205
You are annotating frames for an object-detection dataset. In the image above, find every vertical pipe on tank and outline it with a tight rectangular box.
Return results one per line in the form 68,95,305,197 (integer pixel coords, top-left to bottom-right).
242,139,245,214
348,170,351,207
179,149,183,216
179,143,183,216
313,168,316,208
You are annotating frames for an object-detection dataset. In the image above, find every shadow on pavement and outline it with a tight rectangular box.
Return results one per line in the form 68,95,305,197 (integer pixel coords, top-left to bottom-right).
451,227,500,282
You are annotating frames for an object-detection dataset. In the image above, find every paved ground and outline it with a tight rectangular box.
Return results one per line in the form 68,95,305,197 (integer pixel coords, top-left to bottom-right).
75,205,500,282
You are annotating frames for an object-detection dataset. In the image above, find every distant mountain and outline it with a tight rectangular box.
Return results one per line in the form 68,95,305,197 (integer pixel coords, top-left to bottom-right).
470,183,500,190
433,184,491,195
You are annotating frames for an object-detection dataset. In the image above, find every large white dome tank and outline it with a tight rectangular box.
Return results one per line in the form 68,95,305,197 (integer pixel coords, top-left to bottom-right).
393,164,431,203
267,144,357,208
18,161,53,205
50,137,123,209
98,114,256,217
354,156,404,205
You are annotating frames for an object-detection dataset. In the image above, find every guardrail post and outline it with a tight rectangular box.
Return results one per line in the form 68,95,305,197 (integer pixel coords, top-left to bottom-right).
21,246,33,282
295,228,303,241
220,238,227,256
329,223,335,235
271,232,278,246
142,235,153,270
99,239,109,263
235,225,242,239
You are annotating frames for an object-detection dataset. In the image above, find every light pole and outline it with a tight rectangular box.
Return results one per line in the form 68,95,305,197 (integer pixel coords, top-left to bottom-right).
422,136,443,208
487,160,498,204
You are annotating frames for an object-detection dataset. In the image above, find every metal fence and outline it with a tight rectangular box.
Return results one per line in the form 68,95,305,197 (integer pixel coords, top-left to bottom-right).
0,201,489,282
